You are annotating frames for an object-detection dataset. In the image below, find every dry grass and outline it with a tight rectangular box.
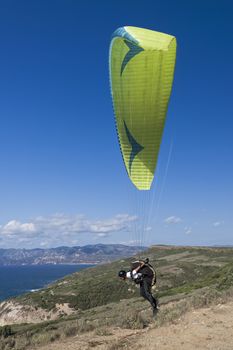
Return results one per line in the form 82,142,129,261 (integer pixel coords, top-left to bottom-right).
95,327,114,336
2,287,233,350
156,286,233,328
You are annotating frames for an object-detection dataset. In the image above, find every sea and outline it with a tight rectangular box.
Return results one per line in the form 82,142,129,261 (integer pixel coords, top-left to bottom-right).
0,264,94,301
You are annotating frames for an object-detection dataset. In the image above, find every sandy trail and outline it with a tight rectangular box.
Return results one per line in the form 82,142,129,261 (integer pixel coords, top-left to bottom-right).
134,302,233,350
36,301,233,350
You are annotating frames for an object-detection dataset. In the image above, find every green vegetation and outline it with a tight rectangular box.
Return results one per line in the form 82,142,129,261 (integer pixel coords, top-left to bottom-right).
15,246,233,311
1,245,233,349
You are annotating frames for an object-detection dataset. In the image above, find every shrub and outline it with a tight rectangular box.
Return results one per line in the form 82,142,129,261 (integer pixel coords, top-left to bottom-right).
50,333,60,342
0,325,13,338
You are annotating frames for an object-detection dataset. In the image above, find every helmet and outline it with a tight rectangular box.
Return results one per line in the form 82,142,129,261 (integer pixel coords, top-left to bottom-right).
118,270,126,278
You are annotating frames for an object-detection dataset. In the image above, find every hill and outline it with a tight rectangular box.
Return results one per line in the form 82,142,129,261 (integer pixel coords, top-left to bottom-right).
0,245,233,349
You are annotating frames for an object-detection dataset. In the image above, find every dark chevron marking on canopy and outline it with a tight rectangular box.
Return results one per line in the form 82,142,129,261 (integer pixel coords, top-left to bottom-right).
123,121,144,174
121,40,144,75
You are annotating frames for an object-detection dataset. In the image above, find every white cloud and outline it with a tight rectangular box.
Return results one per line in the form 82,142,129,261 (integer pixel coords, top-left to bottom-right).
1,220,36,236
213,221,224,227
120,240,141,245
97,233,108,237
31,213,136,235
0,213,137,248
40,241,49,247
164,216,182,224
184,226,192,235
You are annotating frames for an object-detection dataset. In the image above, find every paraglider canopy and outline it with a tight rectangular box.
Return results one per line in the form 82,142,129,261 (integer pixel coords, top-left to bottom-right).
109,26,177,190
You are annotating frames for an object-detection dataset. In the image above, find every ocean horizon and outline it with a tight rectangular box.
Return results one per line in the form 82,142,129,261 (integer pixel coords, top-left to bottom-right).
0,264,94,302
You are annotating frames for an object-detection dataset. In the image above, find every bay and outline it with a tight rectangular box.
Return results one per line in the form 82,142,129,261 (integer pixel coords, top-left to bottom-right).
0,264,94,301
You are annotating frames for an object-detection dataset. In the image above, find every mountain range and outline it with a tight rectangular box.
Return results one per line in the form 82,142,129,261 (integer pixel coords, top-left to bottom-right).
0,244,145,265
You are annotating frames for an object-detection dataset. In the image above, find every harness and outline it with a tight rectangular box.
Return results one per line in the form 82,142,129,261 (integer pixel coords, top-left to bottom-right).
131,260,156,286
147,264,156,286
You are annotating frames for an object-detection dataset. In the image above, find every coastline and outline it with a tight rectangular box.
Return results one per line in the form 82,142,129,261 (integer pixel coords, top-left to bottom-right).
0,264,94,302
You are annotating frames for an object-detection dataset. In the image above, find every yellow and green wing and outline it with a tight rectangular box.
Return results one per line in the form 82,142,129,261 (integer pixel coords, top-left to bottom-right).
109,26,176,190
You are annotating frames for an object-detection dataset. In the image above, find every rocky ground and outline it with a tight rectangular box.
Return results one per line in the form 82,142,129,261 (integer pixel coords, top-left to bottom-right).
34,300,233,350
0,300,76,326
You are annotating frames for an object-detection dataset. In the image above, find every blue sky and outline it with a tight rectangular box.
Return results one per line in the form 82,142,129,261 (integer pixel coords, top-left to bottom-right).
0,0,232,248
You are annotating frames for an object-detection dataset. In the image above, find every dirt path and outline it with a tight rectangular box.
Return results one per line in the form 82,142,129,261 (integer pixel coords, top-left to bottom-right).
36,301,233,350
133,302,233,350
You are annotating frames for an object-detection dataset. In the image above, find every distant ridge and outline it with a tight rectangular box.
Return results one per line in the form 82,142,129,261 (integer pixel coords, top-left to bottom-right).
0,244,145,265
